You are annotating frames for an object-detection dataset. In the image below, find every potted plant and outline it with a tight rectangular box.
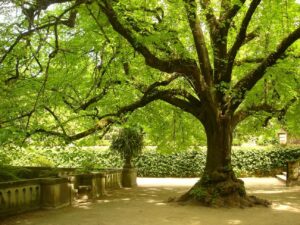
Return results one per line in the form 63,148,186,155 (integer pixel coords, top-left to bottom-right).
110,127,144,187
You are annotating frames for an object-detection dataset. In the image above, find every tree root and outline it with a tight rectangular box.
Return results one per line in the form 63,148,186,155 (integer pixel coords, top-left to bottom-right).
177,175,271,208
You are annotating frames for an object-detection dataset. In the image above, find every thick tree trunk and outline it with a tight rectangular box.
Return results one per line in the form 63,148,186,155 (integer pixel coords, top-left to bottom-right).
178,115,270,207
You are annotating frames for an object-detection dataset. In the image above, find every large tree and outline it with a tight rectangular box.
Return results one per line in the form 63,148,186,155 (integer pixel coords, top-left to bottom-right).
0,0,300,206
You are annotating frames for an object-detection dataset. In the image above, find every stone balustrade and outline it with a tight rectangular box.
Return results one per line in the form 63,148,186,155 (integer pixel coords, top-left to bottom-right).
0,178,70,218
104,169,122,189
0,168,123,218
69,169,122,199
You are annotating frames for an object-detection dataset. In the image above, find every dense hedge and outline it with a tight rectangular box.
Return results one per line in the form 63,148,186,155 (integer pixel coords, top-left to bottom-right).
135,150,206,177
1,146,300,177
136,147,300,177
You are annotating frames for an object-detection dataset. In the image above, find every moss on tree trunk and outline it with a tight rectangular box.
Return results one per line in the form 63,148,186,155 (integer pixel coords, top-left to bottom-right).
178,168,270,207
178,116,271,207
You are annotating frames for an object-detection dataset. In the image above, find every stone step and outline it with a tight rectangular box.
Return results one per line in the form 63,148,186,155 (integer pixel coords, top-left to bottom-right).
282,171,287,176
276,174,287,182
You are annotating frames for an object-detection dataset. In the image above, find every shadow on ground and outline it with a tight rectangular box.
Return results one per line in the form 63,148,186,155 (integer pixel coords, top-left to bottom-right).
1,178,300,225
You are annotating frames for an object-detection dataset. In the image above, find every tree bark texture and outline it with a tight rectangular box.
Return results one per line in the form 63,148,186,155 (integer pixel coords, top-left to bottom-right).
6,0,299,208
178,115,270,207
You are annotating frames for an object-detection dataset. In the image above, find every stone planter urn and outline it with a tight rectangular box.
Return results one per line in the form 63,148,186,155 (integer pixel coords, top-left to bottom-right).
110,127,144,188
122,167,137,187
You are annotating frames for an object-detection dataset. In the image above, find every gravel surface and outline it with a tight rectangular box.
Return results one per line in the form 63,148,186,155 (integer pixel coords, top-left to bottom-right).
1,177,300,225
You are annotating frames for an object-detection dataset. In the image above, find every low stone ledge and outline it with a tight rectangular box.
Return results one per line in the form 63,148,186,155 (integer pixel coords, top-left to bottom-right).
0,179,42,189
0,178,72,218
40,178,71,209
39,177,69,184
0,167,123,217
286,160,300,186
0,180,41,218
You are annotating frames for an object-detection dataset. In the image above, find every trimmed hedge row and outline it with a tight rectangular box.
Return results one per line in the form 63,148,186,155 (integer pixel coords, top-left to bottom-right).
134,150,206,177
136,148,300,177
2,147,300,177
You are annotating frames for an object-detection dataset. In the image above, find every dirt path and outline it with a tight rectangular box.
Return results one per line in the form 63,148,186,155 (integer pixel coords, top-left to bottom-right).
1,178,300,225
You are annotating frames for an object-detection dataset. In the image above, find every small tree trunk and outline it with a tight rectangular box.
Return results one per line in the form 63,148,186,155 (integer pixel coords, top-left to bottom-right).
178,116,270,207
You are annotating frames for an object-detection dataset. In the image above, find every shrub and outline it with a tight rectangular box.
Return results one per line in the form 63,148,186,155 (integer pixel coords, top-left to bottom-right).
0,168,19,182
3,146,300,178
110,127,144,168
135,147,300,177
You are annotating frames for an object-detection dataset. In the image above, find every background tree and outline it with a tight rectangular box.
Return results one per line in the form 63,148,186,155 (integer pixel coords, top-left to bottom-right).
0,0,300,207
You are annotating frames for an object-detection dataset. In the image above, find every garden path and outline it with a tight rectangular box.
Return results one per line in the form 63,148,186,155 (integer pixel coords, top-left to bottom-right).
1,177,300,225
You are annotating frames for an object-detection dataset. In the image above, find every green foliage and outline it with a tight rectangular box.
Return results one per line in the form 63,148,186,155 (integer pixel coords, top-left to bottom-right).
135,150,205,177
110,127,144,166
0,149,11,166
0,0,299,153
136,147,300,177
0,166,35,182
0,165,60,182
189,186,208,201
0,167,19,182
3,146,300,178
232,147,300,176
4,146,123,170
127,103,207,152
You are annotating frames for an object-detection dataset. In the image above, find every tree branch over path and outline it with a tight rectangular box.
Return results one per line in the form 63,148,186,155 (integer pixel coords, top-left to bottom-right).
98,0,206,98
199,0,218,33
224,0,262,83
77,88,202,141
0,1,82,65
232,97,297,127
184,0,212,86
44,106,68,136
28,82,202,142
220,0,246,22
199,0,227,84
230,26,300,111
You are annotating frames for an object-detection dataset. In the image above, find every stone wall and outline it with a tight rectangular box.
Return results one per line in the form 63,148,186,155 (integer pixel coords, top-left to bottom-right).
104,169,122,189
286,160,300,186
0,168,123,218
0,178,70,218
70,169,122,198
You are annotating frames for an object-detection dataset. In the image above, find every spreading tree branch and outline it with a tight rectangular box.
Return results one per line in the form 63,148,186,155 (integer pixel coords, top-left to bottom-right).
199,0,218,33
44,106,68,136
232,97,297,127
224,0,262,82
220,0,246,22
98,0,205,97
230,26,300,111
0,110,34,126
0,1,82,65
27,82,203,142
141,73,181,95
184,0,212,86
